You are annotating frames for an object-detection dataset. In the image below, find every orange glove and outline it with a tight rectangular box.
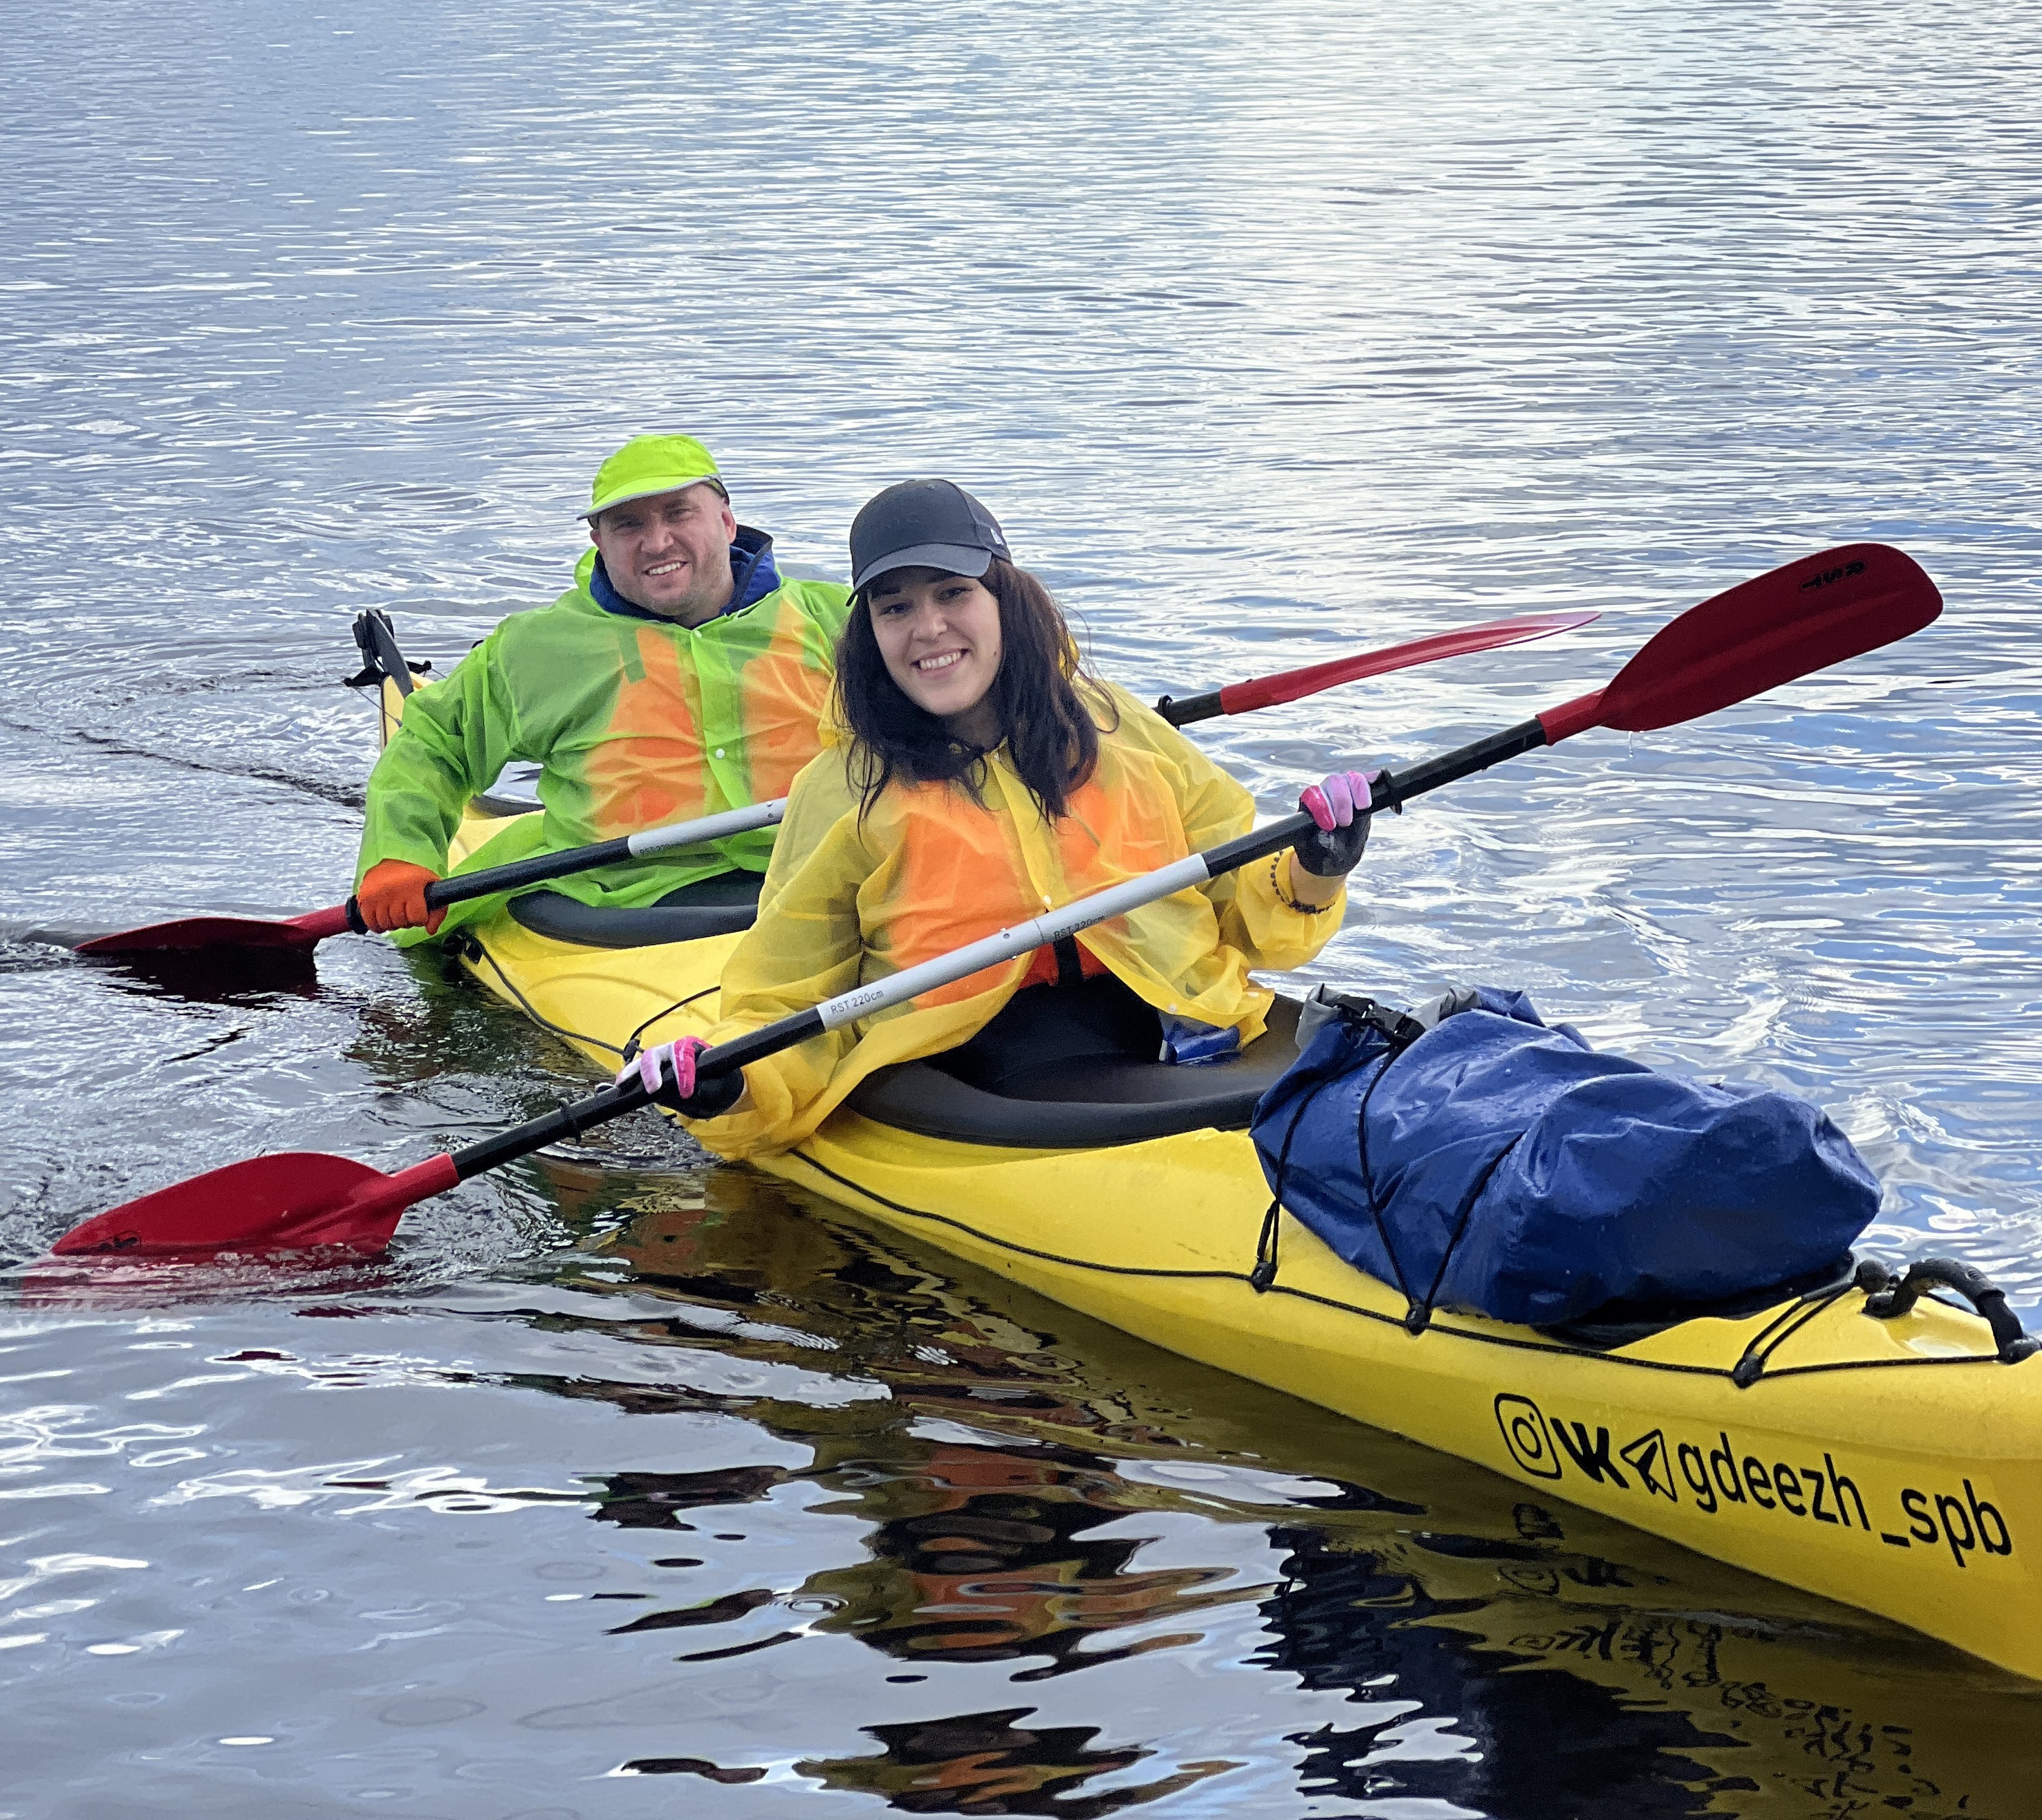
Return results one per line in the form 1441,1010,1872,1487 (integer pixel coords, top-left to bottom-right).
357,860,446,934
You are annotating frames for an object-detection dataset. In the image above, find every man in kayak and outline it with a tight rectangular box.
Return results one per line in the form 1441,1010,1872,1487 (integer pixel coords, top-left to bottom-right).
622,477,1371,1142
355,434,853,939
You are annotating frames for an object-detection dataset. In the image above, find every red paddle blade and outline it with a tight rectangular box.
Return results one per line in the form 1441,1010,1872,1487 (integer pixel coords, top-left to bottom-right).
1602,543,1942,732
74,903,353,958
48,1151,458,1259
1217,611,1599,716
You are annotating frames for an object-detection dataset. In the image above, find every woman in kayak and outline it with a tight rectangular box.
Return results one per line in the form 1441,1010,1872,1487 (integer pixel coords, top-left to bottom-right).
622,478,1375,1153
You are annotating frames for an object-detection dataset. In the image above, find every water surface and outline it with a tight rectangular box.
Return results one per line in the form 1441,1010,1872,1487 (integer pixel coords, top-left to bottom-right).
5,0,2042,1812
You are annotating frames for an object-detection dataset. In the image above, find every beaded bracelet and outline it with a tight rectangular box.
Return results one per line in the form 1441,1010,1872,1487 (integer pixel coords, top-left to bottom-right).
1269,854,1331,914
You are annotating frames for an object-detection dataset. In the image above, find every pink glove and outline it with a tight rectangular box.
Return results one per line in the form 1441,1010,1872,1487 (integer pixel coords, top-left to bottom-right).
615,1037,743,1117
1295,770,1380,876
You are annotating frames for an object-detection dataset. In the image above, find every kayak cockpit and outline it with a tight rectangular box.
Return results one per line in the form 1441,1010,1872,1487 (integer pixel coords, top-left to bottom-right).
506,871,763,949
848,975,1303,1148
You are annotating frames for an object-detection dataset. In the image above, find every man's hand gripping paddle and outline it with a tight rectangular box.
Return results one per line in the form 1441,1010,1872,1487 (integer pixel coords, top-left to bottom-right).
70,799,791,960
47,541,1938,1261
66,613,1594,960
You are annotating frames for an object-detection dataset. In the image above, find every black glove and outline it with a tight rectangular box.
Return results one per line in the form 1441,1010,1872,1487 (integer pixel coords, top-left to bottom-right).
1294,769,1380,878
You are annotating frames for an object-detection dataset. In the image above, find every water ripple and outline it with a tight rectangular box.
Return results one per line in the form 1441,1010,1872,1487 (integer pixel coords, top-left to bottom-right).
7,0,2042,1810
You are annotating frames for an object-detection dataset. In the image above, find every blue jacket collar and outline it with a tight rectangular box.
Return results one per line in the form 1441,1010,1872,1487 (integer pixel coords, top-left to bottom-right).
590,524,781,624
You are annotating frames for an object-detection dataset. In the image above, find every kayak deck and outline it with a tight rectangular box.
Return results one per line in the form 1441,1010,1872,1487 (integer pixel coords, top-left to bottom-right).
763,1113,2040,1680
402,668,2041,1681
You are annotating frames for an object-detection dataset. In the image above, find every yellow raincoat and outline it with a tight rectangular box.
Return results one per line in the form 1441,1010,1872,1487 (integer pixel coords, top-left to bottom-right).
690,681,1344,1160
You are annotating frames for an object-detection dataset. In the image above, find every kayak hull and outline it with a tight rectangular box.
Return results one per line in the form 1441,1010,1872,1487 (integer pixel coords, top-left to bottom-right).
414,684,2042,1681
764,1111,2041,1682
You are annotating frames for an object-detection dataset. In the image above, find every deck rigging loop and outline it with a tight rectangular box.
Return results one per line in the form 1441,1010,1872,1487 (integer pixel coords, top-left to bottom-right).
1254,991,1436,1310
1860,1256,2040,1366
1727,1263,1864,1387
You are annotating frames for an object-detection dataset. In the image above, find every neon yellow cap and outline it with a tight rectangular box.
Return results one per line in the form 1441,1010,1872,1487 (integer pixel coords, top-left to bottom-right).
582,434,725,520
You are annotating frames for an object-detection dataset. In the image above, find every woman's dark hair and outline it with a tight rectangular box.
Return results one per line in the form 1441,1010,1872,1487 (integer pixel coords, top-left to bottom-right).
835,557,1115,821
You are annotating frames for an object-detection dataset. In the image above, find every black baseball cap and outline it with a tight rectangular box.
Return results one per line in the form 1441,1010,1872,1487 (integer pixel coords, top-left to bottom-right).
848,479,1011,594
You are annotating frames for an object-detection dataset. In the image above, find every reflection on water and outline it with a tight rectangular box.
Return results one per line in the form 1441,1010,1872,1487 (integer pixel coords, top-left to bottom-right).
7,0,2042,1809
586,1185,2041,1815
799,1440,1252,1677
795,1708,1231,1815
5,1167,2039,1813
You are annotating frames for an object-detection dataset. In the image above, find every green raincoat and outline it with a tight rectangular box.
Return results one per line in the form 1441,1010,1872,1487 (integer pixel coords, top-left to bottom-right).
358,539,852,942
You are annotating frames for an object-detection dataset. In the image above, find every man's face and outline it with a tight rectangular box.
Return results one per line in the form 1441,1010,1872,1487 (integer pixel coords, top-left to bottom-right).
589,483,739,624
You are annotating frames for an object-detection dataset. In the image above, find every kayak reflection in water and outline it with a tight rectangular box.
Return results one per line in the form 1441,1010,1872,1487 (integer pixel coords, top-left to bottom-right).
794,1707,1229,1816
798,1438,1247,1676
623,479,1375,1153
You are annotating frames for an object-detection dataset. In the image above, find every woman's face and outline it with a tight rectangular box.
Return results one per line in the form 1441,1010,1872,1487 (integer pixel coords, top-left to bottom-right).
866,566,1004,741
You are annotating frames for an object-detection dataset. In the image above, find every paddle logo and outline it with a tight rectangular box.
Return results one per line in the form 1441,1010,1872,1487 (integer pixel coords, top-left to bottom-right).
1799,557,1868,591
1619,1428,1678,1503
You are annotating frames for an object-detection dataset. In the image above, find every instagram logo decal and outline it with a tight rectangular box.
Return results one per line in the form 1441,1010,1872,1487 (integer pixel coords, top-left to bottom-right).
1494,1394,1562,1480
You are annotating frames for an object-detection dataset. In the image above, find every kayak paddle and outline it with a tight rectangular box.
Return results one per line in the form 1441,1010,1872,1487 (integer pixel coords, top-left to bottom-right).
48,540,1937,1262
1375,540,1941,799
71,798,789,959
66,613,1595,960
1152,611,1597,725
48,806,1335,1258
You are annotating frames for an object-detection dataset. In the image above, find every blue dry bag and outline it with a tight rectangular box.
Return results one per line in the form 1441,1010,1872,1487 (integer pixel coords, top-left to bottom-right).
1249,987,1880,1328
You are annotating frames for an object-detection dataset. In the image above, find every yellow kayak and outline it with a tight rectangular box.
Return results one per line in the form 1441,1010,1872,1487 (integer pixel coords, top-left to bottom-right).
380,649,2042,1684
584,1183,2034,1808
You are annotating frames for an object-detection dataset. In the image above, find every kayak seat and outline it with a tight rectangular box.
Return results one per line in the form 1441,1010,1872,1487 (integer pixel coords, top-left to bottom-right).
848,974,1305,1149
506,871,762,949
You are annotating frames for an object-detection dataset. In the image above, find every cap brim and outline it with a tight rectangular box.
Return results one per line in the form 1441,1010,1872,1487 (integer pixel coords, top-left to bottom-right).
851,541,995,593
580,477,726,521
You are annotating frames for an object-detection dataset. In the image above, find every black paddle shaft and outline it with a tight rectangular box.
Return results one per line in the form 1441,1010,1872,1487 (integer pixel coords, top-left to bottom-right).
446,1014,826,1181
418,835,641,909
451,1077,656,1179
1153,689,1223,727
1371,717,1551,813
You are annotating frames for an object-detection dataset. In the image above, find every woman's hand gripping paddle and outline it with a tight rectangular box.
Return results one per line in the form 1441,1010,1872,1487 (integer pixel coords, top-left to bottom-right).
47,541,1938,1261
68,613,1596,960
